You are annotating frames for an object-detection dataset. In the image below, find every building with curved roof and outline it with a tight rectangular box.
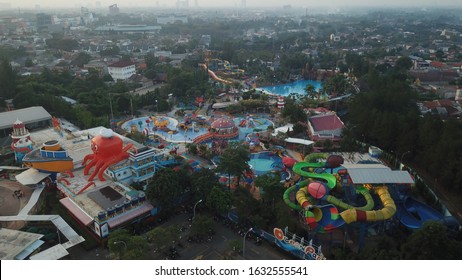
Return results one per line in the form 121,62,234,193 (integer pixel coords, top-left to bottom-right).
210,117,238,136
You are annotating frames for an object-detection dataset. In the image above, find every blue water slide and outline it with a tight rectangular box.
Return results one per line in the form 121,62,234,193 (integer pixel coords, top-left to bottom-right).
396,197,444,229
315,204,346,231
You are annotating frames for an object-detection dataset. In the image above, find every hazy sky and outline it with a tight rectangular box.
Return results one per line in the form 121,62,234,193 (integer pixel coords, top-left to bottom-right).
2,0,461,9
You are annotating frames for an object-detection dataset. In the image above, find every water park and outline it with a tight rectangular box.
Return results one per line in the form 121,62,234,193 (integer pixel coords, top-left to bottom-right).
119,113,274,145
1,54,459,261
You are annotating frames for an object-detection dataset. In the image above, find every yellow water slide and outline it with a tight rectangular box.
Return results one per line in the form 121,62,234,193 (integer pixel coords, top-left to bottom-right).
340,186,396,224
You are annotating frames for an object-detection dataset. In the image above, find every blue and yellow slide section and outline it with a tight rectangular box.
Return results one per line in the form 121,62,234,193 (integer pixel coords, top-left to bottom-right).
284,155,397,232
283,154,454,232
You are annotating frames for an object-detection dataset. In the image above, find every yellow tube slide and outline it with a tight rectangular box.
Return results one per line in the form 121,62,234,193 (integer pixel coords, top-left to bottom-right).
340,186,396,224
325,186,374,211
296,187,312,209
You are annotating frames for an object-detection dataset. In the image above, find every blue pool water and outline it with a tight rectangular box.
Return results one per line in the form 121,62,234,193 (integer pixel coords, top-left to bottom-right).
233,117,273,140
249,151,284,175
121,116,209,143
257,80,322,96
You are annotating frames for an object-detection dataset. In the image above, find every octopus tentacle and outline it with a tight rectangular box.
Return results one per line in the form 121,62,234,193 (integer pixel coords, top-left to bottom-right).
97,159,118,181
82,154,95,166
84,159,97,175
88,160,105,181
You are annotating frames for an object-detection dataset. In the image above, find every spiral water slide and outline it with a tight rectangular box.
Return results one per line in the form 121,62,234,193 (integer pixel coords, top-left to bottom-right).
340,186,396,223
285,160,396,231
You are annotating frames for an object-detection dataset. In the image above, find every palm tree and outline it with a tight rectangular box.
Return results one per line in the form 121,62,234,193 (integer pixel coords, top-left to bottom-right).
304,84,318,99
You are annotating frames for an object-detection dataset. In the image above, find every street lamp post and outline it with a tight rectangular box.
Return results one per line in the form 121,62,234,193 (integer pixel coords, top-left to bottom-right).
155,99,158,113
243,227,253,260
193,199,203,220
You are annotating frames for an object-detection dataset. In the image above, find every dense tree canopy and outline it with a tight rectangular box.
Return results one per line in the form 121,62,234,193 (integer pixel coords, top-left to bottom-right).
146,168,186,215
348,63,462,193
216,142,251,189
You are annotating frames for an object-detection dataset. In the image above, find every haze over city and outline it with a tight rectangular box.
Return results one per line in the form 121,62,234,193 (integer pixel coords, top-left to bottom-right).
1,0,462,268
1,0,461,9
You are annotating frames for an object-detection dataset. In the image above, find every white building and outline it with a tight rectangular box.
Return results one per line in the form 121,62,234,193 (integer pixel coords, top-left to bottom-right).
107,61,136,81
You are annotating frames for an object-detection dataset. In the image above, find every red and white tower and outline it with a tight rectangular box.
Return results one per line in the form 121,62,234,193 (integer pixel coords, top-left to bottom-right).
11,119,33,163
277,96,285,109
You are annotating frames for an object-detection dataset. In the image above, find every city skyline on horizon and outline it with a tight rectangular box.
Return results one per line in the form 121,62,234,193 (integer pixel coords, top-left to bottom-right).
0,0,461,10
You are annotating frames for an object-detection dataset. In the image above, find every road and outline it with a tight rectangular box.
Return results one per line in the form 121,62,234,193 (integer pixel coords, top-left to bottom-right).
65,212,296,260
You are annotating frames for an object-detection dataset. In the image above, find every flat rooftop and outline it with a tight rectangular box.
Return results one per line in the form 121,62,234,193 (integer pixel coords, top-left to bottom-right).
29,126,144,167
0,106,51,130
0,228,43,260
57,156,142,219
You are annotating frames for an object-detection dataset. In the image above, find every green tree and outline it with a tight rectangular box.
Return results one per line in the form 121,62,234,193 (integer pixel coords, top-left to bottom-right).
322,74,354,97
45,35,79,51
71,52,91,67
146,168,184,215
107,229,149,259
401,221,462,260
190,168,219,202
395,56,413,71
190,216,214,238
146,225,179,252
24,58,34,67
304,84,318,99
254,173,284,209
0,58,16,99
281,97,307,124
216,142,251,189
227,239,242,254
206,186,232,215
358,236,401,260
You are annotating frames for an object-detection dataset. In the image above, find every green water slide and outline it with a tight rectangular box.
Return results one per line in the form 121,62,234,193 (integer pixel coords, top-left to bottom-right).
292,162,337,189
325,186,374,211
304,153,328,162
292,162,374,211
283,185,303,211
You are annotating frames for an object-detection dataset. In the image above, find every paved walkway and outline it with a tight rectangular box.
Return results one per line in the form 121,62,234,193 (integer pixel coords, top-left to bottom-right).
17,183,44,216
0,180,84,259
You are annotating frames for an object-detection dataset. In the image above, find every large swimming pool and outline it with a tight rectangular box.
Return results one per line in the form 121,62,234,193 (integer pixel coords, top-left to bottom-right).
249,151,284,175
257,80,322,96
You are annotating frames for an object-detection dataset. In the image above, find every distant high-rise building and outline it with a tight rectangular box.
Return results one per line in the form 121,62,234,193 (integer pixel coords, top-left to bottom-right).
109,4,119,15
81,7,95,25
241,0,246,8
36,13,53,31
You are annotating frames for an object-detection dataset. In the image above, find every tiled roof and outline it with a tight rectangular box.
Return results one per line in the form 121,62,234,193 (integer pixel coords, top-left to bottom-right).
309,113,344,132
211,117,235,129
108,60,135,68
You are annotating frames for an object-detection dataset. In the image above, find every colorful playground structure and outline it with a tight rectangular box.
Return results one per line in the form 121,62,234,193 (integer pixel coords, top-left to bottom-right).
282,153,453,234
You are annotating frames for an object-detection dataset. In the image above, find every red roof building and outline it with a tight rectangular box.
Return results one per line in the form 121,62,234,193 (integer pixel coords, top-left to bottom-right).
307,112,345,143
